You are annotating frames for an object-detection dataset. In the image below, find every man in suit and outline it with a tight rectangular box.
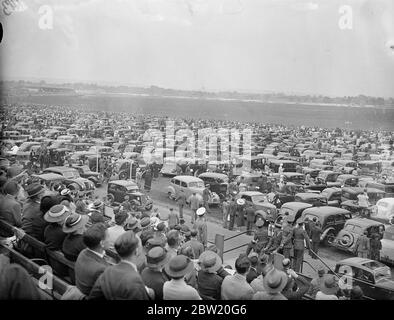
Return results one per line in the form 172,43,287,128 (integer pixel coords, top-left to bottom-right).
89,231,152,300
181,230,204,259
280,219,294,259
0,181,22,238
292,218,311,272
189,192,201,224
245,203,255,235
175,191,187,220
75,223,110,296
309,217,323,259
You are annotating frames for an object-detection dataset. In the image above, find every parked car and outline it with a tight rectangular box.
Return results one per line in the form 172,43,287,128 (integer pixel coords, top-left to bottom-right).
269,159,298,173
107,180,153,211
276,202,312,226
320,187,342,207
294,192,328,206
365,181,394,198
381,225,394,266
270,192,295,208
167,175,220,206
334,258,394,300
198,172,228,199
333,159,357,174
235,172,265,192
302,167,321,179
71,164,104,187
43,166,95,196
301,207,352,245
340,187,386,214
336,174,359,187
31,173,66,192
370,198,394,225
332,218,385,254
110,159,137,181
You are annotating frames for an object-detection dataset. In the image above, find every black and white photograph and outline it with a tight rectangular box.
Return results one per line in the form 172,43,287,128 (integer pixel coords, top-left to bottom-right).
0,0,394,306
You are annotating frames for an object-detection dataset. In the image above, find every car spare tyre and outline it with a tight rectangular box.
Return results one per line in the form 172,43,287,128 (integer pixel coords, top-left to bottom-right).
338,231,355,248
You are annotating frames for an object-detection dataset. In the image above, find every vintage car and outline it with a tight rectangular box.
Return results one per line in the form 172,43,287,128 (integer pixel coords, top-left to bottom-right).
269,159,298,173
370,198,394,225
276,202,312,226
309,159,333,170
237,191,277,220
334,258,394,300
320,187,342,207
198,172,228,199
43,166,95,195
48,148,70,166
235,172,265,192
294,192,328,206
281,172,305,185
358,160,382,176
336,174,359,187
333,159,357,174
107,180,153,211
381,225,394,266
31,173,66,192
302,167,321,179
301,207,352,245
109,159,137,181
167,176,220,206
365,180,394,198
340,187,386,214
270,193,295,208
71,164,104,187
332,218,385,254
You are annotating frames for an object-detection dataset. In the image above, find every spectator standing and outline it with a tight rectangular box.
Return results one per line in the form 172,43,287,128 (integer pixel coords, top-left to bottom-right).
197,251,223,300
252,268,288,300
193,208,208,248
292,217,311,272
354,230,370,258
175,191,187,220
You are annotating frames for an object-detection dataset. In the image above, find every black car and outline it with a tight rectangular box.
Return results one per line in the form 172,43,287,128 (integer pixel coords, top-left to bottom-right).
71,164,104,187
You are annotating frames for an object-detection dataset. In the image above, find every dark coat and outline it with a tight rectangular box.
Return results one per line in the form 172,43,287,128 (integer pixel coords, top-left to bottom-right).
21,200,41,235
89,261,149,300
44,224,67,251
293,226,310,250
141,268,168,300
197,270,223,300
62,234,86,262
0,195,22,237
75,248,110,296
310,224,323,243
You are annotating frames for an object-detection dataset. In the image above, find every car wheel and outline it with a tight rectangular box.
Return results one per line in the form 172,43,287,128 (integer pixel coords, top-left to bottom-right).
168,192,174,200
324,231,336,246
338,232,354,248
119,171,128,180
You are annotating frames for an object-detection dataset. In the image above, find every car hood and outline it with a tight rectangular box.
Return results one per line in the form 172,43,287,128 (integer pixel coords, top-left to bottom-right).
376,279,394,291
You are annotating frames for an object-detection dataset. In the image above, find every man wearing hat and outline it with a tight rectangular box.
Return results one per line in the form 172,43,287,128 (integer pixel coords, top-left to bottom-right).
354,230,371,258
168,208,179,230
264,221,283,254
193,207,207,247
140,217,153,232
250,253,274,292
252,268,288,300
221,255,254,300
227,197,237,231
280,219,294,259
62,213,89,262
189,192,201,224
106,211,129,249
0,181,22,238
21,183,45,236
202,184,211,213
163,255,201,300
292,217,311,273
246,219,269,256
43,204,70,251
120,195,132,212
197,251,223,300
309,217,323,259
175,190,187,220
181,230,204,259
141,246,170,300
307,267,326,299
246,252,260,284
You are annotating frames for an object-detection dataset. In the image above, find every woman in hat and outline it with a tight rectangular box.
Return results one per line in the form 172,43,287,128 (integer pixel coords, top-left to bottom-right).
62,213,89,262
141,246,170,300
252,268,288,300
197,251,223,300
43,204,70,251
163,255,202,300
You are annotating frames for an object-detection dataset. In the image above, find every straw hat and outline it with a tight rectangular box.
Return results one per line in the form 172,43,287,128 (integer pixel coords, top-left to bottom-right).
62,213,89,233
25,183,45,198
44,205,70,223
196,207,206,216
236,198,246,206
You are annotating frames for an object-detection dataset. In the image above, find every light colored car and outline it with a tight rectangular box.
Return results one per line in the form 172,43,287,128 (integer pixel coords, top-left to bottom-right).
370,198,394,225
167,175,220,205
381,225,394,266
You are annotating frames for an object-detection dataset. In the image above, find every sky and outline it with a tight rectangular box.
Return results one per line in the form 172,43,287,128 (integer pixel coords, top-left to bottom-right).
0,0,393,97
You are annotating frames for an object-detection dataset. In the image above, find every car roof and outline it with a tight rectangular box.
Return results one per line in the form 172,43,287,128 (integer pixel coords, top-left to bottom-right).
239,191,265,196
338,257,375,268
32,173,65,181
377,198,394,205
173,176,203,183
282,172,304,177
303,206,351,216
295,192,326,199
109,179,138,187
281,202,313,210
198,172,228,179
345,218,384,228
44,166,77,172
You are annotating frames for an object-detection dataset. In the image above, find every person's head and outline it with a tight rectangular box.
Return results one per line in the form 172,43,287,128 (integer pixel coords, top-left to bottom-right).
3,181,19,197
83,223,108,252
115,211,129,226
190,230,198,239
179,218,185,225
318,267,325,278
114,231,140,260
235,255,251,275
363,230,368,236
63,213,89,235
350,285,364,300
166,230,180,248
140,230,154,249
40,195,60,216
248,253,258,267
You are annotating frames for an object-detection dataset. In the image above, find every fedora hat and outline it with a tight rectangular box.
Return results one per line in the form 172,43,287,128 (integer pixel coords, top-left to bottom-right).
236,198,246,206
126,217,141,232
146,246,170,269
164,255,194,278
263,268,288,294
62,213,89,233
92,199,104,209
196,207,206,216
141,217,152,228
321,275,338,296
26,183,45,198
44,204,70,223
198,251,222,273
60,188,71,196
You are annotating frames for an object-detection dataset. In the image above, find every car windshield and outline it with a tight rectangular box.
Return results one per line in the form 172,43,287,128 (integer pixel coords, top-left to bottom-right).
252,195,267,203
326,174,338,182
63,170,80,179
189,181,204,188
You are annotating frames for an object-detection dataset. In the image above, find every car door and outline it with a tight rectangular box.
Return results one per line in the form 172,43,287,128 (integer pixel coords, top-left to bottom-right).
180,181,189,197
172,178,181,196
352,266,377,299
